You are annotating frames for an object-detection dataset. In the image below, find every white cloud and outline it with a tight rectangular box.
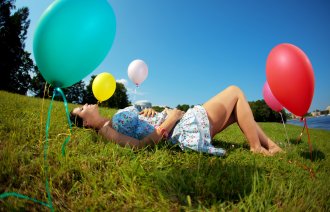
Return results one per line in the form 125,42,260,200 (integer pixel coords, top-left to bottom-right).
127,87,147,96
116,78,128,86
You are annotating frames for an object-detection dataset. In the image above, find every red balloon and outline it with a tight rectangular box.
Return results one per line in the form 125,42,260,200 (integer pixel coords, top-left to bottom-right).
263,81,283,112
266,43,314,117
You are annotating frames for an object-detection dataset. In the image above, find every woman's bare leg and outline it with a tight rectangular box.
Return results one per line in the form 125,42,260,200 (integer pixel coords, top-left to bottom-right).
203,86,271,155
255,123,283,154
218,112,282,154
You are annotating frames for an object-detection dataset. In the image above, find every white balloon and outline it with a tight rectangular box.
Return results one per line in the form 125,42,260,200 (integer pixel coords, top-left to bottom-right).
127,59,148,86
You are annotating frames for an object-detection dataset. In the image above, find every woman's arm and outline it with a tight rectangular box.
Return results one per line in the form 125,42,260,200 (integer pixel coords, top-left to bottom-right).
98,109,185,149
140,108,184,147
98,124,143,148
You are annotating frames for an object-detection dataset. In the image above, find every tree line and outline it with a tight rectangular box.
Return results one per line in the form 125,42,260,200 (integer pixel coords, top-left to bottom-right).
1,0,287,122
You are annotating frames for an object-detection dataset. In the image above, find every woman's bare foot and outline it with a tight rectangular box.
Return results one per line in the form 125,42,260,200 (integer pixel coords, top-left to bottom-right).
267,139,284,155
269,145,283,154
251,146,272,156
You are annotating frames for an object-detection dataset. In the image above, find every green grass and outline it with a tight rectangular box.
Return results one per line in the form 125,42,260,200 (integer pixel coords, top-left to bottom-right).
0,90,329,211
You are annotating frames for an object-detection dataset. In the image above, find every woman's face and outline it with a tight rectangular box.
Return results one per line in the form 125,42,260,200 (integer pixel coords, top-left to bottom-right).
72,104,100,127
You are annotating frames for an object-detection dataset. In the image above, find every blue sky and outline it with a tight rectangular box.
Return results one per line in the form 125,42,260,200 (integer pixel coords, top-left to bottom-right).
16,0,330,111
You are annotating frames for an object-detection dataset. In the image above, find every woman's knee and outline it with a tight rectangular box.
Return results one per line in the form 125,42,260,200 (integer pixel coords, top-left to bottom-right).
226,85,245,97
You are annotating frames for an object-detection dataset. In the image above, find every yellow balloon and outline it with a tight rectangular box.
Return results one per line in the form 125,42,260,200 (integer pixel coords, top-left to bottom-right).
92,72,116,102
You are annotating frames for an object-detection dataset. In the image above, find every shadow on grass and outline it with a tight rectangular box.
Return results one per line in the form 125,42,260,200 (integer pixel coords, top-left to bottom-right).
300,149,325,161
157,139,246,156
288,138,303,145
153,157,261,208
212,139,247,153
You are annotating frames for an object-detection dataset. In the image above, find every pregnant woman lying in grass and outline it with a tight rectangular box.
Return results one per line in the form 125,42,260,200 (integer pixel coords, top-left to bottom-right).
70,85,283,156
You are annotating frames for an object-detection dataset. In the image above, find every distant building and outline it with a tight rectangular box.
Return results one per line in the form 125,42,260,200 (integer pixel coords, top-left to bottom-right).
134,100,152,112
311,111,321,117
311,106,330,117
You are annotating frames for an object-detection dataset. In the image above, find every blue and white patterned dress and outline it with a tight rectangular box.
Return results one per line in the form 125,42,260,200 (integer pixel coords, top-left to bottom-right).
111,106,226,156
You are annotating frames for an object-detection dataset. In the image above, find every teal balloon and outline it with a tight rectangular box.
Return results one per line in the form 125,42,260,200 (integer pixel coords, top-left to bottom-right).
33,0,116,88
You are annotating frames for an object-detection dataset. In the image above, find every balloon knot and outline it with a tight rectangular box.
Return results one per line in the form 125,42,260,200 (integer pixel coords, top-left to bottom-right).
54,88,60,96
54,87,64,97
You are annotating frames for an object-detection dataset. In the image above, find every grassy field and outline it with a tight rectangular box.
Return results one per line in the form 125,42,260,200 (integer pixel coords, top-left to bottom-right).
0,90,329,211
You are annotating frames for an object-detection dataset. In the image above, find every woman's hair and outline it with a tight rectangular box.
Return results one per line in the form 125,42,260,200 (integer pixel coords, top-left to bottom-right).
69,111,84,128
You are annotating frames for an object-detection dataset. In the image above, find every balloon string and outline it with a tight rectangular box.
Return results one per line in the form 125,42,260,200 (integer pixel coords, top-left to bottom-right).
133,85,137,103
296,118,306,144
285,118,315,179
44,90,57,211
288,160,316,179
0,192,50,207
304,118,313,161
295,118,313,161
54,87,72,156
39,82,48,146
0,87,72,211
279,112,289,145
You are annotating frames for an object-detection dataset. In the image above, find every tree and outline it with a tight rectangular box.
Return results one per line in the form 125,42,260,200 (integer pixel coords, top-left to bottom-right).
84,75,97,104
29,66,47,98
0,0,33,94
29,65,86,104
176,104,191,112
152,106,166,112
250,100,271,122
104,82,130,108
249,100,287,123
62,80,87,104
